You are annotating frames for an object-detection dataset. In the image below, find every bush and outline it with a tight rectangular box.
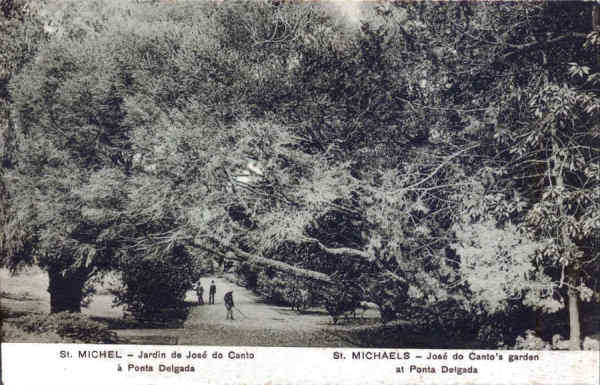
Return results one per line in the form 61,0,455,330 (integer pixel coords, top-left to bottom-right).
256,271,288,305
236,262,259,290
114,245,198,323
1,322,65,343
389,300,543,349
252,269,319,311
361,273,409,323
9,312,121,343
285,284,312,313
583,336,600,351
323,283,362,324
512,330,551,350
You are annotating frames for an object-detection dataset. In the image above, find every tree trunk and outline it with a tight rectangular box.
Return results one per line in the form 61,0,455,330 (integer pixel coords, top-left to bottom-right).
567,285,581,350
47,267,88,313
550,129,582,350
593,4,600,65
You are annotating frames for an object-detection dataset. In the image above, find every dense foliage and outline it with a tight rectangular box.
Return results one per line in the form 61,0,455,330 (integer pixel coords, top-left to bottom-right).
9,311,121,343
1,0,599,347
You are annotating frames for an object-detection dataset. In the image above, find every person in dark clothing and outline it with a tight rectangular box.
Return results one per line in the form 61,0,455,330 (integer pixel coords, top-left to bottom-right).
196,285,204,305
224,290,234,320
209,280,216,304
195,280,204,305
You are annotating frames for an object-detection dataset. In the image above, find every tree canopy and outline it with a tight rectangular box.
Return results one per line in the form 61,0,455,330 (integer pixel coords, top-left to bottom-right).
1,0,599,347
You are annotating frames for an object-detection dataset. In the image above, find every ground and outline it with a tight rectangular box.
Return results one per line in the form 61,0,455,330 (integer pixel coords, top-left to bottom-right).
3,268,598,348
0,268,378,347
116,275,376,346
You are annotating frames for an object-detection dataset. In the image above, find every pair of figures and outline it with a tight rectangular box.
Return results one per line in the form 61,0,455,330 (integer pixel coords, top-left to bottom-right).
195,280,235,320
195,280,217,305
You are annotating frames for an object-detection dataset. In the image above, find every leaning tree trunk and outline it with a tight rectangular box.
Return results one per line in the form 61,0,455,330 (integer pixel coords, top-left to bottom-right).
47,267,88,313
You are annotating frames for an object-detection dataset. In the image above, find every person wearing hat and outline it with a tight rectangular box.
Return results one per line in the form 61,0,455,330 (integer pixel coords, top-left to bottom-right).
224,290,234,320
209,280,216,304
195,280,204,305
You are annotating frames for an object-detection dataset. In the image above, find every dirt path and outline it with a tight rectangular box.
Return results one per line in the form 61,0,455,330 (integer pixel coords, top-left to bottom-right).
115,276,353,347
184,276,326,330
2,269,374,346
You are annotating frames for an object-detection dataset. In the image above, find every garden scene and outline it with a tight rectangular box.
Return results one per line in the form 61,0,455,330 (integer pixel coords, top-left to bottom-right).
1,0,600,350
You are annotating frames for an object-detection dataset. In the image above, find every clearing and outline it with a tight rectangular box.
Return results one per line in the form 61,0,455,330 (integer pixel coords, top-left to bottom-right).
1,269,377,347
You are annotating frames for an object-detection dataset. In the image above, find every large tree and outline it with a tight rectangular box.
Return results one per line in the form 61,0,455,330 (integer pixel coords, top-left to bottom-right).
3,0,598,346
2,1,203,314
395,1,600,349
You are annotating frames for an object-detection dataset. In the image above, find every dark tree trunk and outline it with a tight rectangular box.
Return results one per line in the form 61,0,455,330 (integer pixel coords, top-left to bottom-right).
47,267,88,313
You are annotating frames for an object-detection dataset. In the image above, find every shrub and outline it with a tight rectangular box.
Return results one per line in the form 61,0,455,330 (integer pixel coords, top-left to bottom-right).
582,336,600,351
113,245,197,323
388,299,543,349
1,322,65,343
512,330,551,350
256,271,288,305
322,284,362,324
361,274,408,323
10,312,121,343
235,262,259,291
283,279,313,313
244,268,317,311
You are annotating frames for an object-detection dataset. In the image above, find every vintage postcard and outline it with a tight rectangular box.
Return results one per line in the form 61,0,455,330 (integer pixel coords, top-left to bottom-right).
1,0,599,384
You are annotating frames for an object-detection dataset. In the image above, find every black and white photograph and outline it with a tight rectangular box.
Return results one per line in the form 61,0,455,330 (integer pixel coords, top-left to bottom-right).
1,0,600,371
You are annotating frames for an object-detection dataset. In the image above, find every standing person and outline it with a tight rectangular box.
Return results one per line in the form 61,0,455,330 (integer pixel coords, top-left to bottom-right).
209,280,216,305
224,290,234,320
195,280,204,305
